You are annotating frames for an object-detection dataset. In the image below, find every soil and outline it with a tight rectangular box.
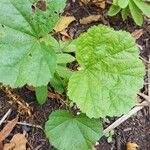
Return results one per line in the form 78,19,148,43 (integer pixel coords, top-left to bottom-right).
0,0,150,150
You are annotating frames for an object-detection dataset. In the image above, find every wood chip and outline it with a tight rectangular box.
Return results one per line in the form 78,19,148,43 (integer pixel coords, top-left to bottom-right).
54,16,76,32
126,142,139,150
0,117,18,142
80,15,102,24
131,29,144,40
3,133,27,150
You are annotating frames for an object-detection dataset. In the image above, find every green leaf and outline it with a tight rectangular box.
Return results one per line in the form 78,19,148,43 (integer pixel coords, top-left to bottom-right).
68,25,145,118
0,0,66,87
133,0,150,17
57,65,73,79
118,0,129,8
57,53,75,64
47,0,66,14
50,73,64,93
113,0,118,5
45,110,102,150
129,0,143,26
35,86,48,105
108,5,121,16
121,6,129,20
60,40,77,52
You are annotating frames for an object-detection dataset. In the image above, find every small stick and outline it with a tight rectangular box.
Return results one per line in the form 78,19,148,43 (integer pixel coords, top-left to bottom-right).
2,120,43,130
0,109,12,126
139,56,149,64
148,55,150,113
16,121,43,130
148,56,150,99
103,100,148,135
138,92,149,102
103,92,150,135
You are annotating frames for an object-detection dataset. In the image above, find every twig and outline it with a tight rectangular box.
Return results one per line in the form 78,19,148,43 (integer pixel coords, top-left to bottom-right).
0,109,12,126
139,56,149,64
148,56,150,99
103,100,148,135
148,55,150,113
138,92,149,102
103,92,150,135
16,121,43,130
2,120,43,130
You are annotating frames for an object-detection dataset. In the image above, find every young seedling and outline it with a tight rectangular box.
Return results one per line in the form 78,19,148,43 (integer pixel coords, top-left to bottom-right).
108,0,150,25
105,130,115,143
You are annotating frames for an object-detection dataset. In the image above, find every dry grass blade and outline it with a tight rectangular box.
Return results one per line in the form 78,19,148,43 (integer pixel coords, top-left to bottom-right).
80,15,102,24
0,117,18,142
0,109,12,126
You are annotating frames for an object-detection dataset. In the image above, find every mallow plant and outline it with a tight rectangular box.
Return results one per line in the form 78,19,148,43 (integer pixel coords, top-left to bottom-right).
0,0,145,150
108,0,150,26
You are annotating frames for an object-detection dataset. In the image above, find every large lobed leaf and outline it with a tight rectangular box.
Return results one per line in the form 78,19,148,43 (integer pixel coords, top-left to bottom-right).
0,0,66,87
45,110,102,150
68,25,145,118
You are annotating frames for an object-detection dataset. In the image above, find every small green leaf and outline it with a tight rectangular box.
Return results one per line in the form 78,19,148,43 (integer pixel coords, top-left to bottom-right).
107,136,113,143
133,0,150,17
113,0,118,5
35,86,48,105
60,40,77,52
45,110,102,150
129,0,143,26
50,73,64,93
68,25,145,118
57,53,75,64
108,5,121,16
118,0,129,8
47,0,67,14
121,6,129,20
57,65,73,79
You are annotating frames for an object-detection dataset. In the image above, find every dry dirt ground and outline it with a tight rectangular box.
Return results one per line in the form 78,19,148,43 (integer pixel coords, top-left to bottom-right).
0,0,150,150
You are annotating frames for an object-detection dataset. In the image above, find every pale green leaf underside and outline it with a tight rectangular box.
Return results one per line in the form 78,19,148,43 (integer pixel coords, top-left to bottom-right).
0,0,66,87
35,86,48,105
45,110,102,150
68,25,145,118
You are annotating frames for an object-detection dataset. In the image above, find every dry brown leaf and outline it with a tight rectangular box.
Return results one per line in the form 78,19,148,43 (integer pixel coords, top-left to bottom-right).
60,30,71,41
132,29,144,40
0,117,18,142
3,143,15,150
80,0,90,5
80,0,106,9
126,142,139,150
80,15,102,24
92,0,106,9
54,16,76,32
3,133,27,150
107,0,113,4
